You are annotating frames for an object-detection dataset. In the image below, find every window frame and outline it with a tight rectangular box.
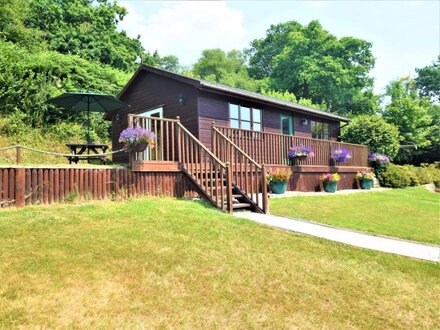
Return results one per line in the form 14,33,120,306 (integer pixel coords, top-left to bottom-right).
311,120,330,140
229,103,262,132
280,113,294,136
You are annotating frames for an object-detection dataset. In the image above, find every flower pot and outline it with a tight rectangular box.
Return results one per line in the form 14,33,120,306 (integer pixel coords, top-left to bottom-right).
323,181,338,193
132,142,148,152
360,179,373,190
270,180,287,194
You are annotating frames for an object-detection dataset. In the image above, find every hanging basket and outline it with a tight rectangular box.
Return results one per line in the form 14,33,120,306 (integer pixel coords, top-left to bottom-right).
131,142,149,152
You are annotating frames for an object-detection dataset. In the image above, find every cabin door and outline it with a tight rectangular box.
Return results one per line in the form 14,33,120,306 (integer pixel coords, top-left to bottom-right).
280,113,293,164
139,106,163,160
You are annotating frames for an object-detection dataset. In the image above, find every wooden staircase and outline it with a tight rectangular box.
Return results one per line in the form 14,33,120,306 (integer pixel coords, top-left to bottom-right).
128,114,268,214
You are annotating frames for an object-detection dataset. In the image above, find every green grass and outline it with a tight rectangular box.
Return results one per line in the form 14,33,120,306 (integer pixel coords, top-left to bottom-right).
270,187,440,245
0,198,439,328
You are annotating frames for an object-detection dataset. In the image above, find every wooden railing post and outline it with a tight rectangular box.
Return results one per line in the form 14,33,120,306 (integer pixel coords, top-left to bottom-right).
176,116,182,163
225,162,233,214
16,146,21,165
211,121,216,155
261,164,268,214
15,167,25,207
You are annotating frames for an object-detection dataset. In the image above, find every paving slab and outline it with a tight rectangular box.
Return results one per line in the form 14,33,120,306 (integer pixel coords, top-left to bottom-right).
234,212,440,262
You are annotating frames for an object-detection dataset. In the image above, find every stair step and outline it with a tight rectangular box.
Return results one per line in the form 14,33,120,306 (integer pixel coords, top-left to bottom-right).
232,194,242,198
232,203,251,209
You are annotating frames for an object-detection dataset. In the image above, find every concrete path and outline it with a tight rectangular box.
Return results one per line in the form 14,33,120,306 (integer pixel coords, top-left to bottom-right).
269,188,389,198
234,212,440,262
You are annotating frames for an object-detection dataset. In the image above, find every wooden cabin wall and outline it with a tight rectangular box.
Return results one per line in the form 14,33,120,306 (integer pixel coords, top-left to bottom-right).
112,72,199,163
198,91,341,149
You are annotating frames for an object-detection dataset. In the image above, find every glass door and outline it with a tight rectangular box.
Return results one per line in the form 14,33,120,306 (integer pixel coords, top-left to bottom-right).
281,113,293,135
139,107,163,160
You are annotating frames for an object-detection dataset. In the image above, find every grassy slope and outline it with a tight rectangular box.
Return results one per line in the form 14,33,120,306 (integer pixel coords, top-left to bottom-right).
270,187,440,245
0,198,439,328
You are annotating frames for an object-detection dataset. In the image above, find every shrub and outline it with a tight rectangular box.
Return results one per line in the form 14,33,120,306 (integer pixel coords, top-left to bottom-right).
401,165,420,186
378,164,412,188
341,115,400,159
412,166,433,185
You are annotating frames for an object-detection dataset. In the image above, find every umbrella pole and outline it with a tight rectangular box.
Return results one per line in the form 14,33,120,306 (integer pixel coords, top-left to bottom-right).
87,98,91,145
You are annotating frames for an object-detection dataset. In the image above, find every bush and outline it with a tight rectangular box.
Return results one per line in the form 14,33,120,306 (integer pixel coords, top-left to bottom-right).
378,164,412,188
341,115,400,159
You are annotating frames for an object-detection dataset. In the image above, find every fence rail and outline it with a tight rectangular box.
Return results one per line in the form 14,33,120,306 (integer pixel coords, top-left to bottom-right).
214,126,369,167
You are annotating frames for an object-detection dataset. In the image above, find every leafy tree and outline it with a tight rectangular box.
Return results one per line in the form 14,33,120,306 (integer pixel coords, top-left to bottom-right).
192,49,260,91
247,20,378,116
0,40,130,140
415,56,440,102
24,0,144,72
261,90,326,110
341,115,400,159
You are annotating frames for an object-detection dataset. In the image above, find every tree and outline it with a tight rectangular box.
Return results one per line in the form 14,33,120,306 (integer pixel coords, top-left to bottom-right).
415,56,440,102
247,20,378,116
383,78,433,147
24,0,145,72
192,49,260,91
261,89,326,110
341,115,400,159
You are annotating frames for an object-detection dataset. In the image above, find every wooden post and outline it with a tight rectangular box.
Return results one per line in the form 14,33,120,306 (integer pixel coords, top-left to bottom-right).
16,146,21,165
15,167,25,207
211,122,216,156
261,164,268,214
176,116,182,163
225,162,233,214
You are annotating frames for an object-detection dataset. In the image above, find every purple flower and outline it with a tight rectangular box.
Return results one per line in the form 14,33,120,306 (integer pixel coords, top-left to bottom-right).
331,148,352,163
368,153,390,165
119,127,156,151
288,146,315,159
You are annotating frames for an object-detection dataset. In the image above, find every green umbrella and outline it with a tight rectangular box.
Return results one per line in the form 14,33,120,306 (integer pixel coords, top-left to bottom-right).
48,92,129,144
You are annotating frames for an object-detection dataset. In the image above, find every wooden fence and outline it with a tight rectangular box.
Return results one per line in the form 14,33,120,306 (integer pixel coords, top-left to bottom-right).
0,167,199,208
214,126,369,167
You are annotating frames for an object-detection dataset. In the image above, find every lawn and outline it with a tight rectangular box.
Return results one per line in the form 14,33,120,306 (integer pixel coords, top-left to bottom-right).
0,198,439,328
270,186,440,245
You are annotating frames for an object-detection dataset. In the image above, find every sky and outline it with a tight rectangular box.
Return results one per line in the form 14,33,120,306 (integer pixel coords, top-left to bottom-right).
118,0,439,94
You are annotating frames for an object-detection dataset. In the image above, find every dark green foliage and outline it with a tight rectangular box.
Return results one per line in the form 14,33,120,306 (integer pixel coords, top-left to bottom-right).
25,0,144,72
192,49,261,92
416,56,440,102
0,40,131,140
247,20,378,116
341,115,400,159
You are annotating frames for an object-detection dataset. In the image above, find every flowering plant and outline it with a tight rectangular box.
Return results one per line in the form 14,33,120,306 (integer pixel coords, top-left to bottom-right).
320,173,341,183
331,148,352,163
356,171,375,181
119,127,156,152
288,146,315,159
267,168,292,182
368,153,390,166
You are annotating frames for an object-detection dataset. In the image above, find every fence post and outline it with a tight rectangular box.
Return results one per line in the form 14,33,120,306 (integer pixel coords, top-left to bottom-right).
211,122,216,155
225,162,233,214
261,164,268,214
16,146,21,165
15,167,25,207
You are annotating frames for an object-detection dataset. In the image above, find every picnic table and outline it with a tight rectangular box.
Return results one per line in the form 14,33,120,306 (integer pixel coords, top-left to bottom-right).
65,143,109,164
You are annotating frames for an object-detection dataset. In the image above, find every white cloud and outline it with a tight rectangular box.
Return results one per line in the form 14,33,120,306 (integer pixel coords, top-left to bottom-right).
119,1,246,66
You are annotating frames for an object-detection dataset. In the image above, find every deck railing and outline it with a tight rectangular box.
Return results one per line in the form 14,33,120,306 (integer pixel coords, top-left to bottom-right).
214,126,369,167
212,126,268,214
128,114,233,213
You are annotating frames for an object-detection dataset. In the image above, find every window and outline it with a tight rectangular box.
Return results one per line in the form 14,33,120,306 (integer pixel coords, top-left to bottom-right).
280,114,293,135
311,120,330,140
229,104,262,131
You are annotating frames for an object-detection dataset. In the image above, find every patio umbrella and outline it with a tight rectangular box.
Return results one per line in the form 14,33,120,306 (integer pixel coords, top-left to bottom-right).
48,92,129,144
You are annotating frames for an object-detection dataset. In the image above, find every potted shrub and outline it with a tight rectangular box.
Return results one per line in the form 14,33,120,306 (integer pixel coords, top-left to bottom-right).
119,127,156,152
288,146,314,164
320,173,341,193
267,168,292,194
331,148,352,164
356,171,375,190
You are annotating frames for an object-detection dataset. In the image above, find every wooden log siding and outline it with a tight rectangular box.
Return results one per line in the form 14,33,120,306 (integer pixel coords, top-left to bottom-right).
0,167,199,208
215,126,369,167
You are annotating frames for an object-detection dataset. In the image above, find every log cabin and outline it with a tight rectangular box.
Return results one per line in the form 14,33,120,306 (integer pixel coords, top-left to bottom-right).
106,64,370,213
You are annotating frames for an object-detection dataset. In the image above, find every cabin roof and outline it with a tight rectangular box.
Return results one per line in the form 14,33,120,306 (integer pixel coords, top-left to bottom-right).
116,65,350,123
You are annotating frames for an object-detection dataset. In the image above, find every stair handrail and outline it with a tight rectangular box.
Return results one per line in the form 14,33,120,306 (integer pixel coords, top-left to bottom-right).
212,125,268,214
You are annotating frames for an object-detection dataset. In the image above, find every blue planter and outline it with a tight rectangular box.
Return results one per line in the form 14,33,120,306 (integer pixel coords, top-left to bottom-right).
323,181,338,193
270,180,287,194
360,179,373,190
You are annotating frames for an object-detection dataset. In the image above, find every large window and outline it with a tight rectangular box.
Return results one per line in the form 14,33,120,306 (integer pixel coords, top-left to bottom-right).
311,120,330,140
229,104,262,131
